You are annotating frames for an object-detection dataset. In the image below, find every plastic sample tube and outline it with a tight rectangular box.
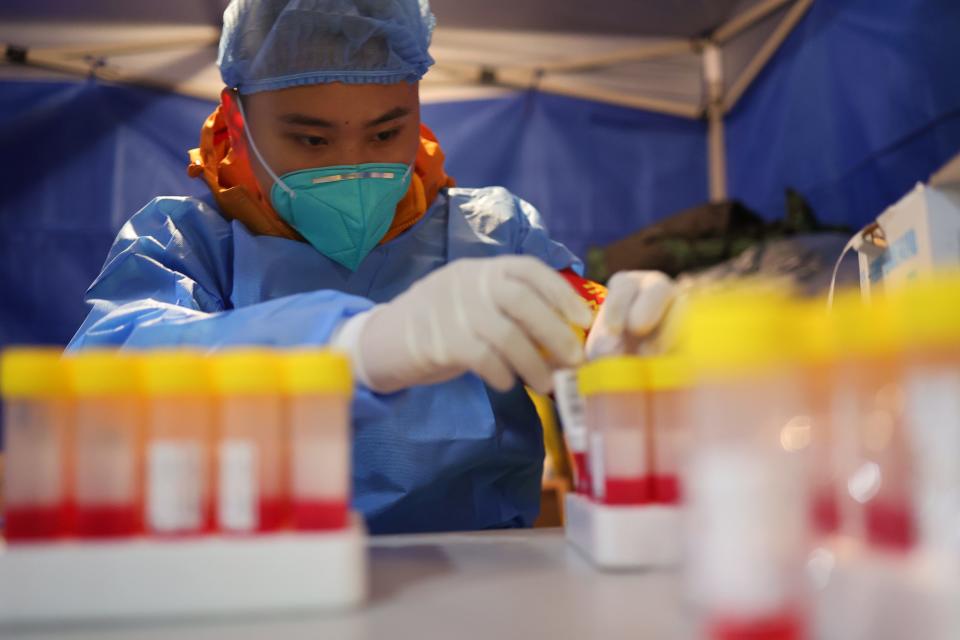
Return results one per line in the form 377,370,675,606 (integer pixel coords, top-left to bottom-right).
140,351,215,536
279,350,352,531
795,302,844,537
680,284,812,640
0,348,73,541
688,449,808,640
578,357,652,506
66,350,144,538
831,291,915,552
891,274,960,555
211,350,287,533
553,369,591,496
646,356,691,505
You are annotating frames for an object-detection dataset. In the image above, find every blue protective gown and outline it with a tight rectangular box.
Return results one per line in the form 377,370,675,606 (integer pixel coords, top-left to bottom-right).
68,186,582,534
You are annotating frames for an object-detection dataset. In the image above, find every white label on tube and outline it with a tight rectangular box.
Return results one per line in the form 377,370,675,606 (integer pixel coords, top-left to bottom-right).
687,448,796,614
553,369,588,452
148,441,202,533
589,431,606,500
218,439,258,532
293,434,344,499
903,366,960,551
605,427,647,478
76,424,135,503
5,402,60,504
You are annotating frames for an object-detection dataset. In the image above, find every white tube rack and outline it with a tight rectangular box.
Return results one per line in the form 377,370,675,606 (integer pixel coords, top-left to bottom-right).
564,493,682,570
0,514,367,625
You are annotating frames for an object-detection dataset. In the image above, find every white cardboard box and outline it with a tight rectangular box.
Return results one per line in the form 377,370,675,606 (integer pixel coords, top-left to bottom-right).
930,151,960,187
858,183,960,294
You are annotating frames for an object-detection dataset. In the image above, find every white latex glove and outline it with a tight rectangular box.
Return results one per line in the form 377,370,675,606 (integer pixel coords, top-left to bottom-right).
585,270,676,359
332,256,594,395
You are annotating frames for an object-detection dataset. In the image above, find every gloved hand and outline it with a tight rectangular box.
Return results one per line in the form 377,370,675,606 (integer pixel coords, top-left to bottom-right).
333,256,594,395
585,270,676,359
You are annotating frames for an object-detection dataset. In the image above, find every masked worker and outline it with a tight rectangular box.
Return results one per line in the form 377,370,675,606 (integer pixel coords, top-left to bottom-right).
67,0,674,533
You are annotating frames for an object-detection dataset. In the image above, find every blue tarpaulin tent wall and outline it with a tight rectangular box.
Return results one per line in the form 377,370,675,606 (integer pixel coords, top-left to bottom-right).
1,0,959,350
0,83,709,347
726,0,960,228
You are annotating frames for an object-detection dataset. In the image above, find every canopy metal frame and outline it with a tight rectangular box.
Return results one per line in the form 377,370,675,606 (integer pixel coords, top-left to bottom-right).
2,0,815,203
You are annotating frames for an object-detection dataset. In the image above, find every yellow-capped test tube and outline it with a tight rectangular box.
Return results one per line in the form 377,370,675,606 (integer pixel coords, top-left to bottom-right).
210,350,287,534
889,272,960,555
645,355,691,505
65,350,145,538
1,348,73,541
578,357,652,505
794,299,844,538
278,350,353,531
140,351,215,535
679,282,810,640
830,289,914,551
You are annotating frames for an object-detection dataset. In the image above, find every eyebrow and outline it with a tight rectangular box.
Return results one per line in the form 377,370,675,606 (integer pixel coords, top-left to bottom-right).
363,106,412,128
277,106,412,131
278,113,335,128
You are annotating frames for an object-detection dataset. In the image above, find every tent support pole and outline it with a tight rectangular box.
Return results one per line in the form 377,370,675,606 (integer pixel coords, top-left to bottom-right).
723,0,814,112
707,103,728,202
432,54,703,119
534,40,695,73
37,31,219,58
9,48,220,101
433,37,694,77
535,78,702,119
713,0,793,43
487,67,702,119
703,44,728,202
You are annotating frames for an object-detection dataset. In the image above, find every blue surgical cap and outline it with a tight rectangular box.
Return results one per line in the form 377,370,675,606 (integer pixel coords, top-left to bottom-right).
218,0,436,94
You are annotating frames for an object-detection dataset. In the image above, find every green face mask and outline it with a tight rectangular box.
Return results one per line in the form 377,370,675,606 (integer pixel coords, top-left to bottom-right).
269,163,412,271
238,99,412,271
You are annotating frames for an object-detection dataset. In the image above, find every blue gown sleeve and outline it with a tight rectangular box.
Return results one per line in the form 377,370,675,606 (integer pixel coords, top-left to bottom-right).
513,195,585,276
447,187,584,275
66,196,374,351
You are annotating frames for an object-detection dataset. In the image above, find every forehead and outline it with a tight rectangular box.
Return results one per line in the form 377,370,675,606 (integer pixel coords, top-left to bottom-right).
245,82,420,124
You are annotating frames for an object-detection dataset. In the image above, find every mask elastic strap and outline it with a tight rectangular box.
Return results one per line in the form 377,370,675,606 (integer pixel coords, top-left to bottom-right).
234,91,296,199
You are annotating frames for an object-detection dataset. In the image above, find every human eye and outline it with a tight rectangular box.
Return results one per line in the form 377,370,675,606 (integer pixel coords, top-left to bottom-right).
373,127,402,143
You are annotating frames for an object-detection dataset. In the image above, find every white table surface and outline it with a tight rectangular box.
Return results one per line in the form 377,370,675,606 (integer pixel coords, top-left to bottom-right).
4,528,693,640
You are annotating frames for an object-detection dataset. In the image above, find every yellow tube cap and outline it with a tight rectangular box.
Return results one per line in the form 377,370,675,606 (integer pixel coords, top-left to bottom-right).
279,350,352,395
66,350,142,396
829,288,900,359
793,298,838,366
645,355,690,391
0,347,69,398
678,280,796,377
209,349,281,394
139,350,212,395
577,356,646,396
892,270,960,350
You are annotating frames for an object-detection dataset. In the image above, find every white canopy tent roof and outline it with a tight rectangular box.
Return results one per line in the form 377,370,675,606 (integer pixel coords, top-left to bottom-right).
0,0,814,200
